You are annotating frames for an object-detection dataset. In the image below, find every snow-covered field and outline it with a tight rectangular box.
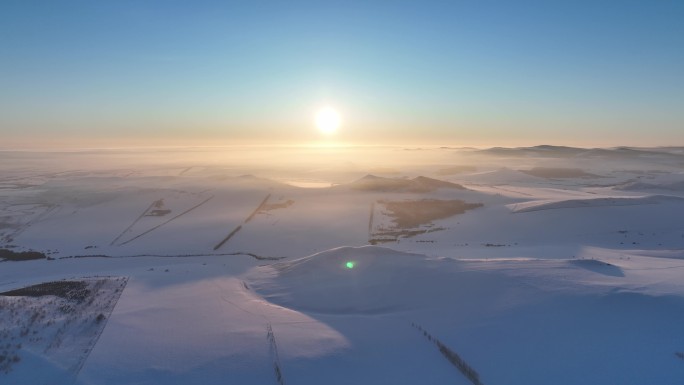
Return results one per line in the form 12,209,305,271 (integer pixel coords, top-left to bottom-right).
2,145,684,384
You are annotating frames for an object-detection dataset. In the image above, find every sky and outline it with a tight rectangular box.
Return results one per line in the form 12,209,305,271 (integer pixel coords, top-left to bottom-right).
1,0,683,148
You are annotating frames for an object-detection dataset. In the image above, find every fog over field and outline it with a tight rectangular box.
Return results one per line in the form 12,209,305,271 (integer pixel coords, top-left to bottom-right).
2,145,684,384
3,0,683,382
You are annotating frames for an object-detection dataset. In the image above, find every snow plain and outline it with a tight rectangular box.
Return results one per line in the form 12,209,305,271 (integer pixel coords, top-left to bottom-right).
1,145,684,384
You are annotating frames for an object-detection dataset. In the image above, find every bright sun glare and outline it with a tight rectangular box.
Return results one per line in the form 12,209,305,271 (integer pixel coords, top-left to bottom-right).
315,107,341,134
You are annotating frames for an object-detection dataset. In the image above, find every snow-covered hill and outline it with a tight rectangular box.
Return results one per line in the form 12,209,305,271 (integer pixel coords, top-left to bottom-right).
2,146,684,384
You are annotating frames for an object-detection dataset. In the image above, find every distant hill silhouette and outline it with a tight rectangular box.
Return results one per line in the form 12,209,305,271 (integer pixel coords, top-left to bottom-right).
346,175,467,193
474,145,684,161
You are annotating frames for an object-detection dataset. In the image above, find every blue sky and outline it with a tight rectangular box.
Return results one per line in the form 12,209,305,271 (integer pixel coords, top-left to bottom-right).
1,0,683,147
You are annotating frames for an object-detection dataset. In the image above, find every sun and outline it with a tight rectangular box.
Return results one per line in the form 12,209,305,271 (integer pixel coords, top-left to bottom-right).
315,106,341,134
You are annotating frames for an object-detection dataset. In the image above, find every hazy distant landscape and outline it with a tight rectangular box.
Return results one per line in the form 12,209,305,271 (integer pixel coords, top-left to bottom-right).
2,0,684,383
2,145,684,384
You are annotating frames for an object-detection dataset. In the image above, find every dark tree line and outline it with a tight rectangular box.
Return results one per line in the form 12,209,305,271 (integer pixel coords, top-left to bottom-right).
267,323,285,385
411,322,484,385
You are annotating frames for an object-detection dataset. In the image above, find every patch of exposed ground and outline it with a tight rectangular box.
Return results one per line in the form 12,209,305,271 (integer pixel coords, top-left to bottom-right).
615,180,684,191
519,167,600,179
370,199,482,243
259,199,294,212
144,199,170,216
381,199,482,228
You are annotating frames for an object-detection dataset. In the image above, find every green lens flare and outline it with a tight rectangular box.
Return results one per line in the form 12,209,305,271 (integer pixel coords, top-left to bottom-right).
346,261,355,269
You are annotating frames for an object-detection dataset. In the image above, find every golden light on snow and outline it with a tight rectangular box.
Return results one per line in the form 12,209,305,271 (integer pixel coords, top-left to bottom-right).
315,107,341,134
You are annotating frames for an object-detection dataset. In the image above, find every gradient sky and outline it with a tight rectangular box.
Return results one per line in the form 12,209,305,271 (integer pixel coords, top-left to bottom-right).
2,0,683,148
